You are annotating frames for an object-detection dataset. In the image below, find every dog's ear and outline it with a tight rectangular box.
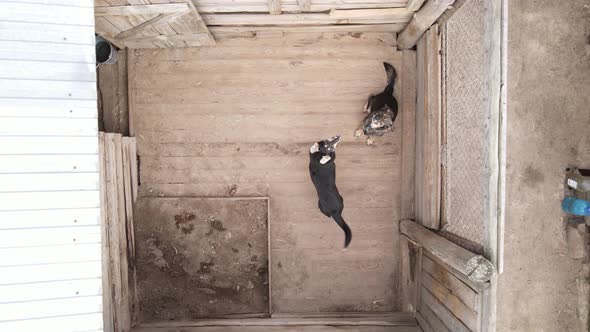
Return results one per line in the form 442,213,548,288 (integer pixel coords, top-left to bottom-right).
309,143,319,154
320,155,332,164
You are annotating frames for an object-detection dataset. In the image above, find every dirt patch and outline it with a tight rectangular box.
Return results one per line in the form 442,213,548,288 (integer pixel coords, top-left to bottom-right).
134,197,269,321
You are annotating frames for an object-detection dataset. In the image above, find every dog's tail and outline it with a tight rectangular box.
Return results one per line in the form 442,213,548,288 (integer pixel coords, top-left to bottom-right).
383,62,397,95
333,214,352,248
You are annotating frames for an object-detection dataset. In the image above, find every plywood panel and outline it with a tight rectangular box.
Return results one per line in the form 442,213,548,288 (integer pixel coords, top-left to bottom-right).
134,197,270,321
132,33,406,313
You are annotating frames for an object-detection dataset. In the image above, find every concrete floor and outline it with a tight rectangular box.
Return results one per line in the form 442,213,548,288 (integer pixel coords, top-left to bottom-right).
498,1,590,331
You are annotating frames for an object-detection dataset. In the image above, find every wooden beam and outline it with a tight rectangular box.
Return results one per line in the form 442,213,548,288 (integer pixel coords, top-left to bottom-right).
397,0,455,49
95,3,190,16
406,0,427,11
197,2,408,13
209,24,406,36
400,50,417,219
201,12,414,26
329,8,413,18
400,220,495,283
115,13,183,40
268,0,282,14
139,315,416,327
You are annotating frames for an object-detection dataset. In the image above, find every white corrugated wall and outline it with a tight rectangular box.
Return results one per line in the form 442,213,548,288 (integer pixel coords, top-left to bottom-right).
0,1,103,331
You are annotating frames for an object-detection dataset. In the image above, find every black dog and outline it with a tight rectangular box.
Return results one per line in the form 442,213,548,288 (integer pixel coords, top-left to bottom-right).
354,62,399,145
309,135,352,248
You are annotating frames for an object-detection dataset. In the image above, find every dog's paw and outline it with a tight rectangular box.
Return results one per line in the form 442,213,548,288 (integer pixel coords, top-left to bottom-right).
354,128,363,138
366,137,375,145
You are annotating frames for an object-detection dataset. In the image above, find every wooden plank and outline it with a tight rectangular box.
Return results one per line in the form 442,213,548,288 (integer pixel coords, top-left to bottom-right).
397,0,454,49
201,12,413,25
141,315,417,327
421,271,477,330
122,137,138,326
210,24,404,35
133,326,421,332
195,0,408,13
176,0,216,47
400,235,422,313
406,0,426,11
421,255,479,312
128,48,137,136
400,50,417,219
329,8,412,18
113,134,131,331
415,34,425,228
417,302,451,332
126,0,186,49
420,287,470,332
95,3,189,16
119,32,212,46
268,0,282,14
98,132,114,332
115,12,179,39
424,25,441,229
400,220,494,284
0,98,97,117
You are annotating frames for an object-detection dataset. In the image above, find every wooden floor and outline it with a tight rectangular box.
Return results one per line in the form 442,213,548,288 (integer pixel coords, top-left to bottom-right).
130,32,415,313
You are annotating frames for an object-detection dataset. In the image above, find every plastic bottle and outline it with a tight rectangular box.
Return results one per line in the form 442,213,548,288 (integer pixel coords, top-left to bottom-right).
566,169,590,192
562,197,590,216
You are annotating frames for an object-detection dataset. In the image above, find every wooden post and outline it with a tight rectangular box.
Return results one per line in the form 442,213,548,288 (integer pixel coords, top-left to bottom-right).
400,220,495,283
397,0,455,49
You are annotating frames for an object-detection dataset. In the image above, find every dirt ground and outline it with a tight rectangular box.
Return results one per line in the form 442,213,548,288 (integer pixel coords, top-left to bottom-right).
134,197,269,321
497,1,590,331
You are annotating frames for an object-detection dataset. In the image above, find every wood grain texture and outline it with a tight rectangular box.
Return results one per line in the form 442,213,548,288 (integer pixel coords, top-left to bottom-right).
414,26,441,230
400,235,422,313
131,34,406,313
421,255,478,313
133,326,421,332
421,271,477,330
400,220,494,285
400,50,417,220
420,287,470,332
416,302,450,332
397,0,455,49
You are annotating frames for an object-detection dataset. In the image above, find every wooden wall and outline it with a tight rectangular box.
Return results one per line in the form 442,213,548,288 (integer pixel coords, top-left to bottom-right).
130,32,411,313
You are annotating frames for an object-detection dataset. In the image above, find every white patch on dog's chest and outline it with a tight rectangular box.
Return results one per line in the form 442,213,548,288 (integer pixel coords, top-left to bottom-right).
320,155,332,164
309,143,319,154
